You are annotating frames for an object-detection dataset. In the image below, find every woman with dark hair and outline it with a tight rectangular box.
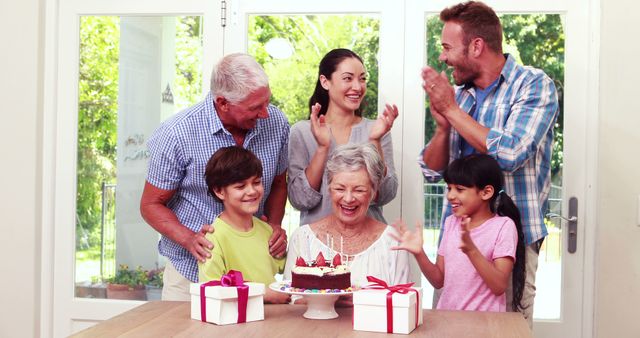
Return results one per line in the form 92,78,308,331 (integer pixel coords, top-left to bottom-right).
391,154,526,313
288,48,399,225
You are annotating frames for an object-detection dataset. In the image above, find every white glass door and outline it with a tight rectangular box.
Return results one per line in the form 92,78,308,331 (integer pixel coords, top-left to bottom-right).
51,0,220,336
403,0,594,337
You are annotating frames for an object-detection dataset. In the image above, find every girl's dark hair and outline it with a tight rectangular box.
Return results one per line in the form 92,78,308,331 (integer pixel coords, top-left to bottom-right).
308,48,365,117
443,154,526,312
204,146,263,203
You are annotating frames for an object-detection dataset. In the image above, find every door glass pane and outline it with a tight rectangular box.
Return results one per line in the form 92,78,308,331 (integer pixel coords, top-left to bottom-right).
422,14,565,319
246,14,380,236
74,15,203,300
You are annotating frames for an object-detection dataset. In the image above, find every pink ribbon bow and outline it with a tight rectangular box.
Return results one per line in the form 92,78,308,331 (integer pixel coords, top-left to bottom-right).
363,276,420,333
199,270,249,323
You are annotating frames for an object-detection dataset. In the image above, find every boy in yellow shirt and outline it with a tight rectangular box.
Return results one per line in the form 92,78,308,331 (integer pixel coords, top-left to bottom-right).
199,146,289,304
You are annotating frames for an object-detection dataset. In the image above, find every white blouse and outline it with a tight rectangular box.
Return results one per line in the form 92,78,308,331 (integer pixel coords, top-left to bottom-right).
283,224,411,287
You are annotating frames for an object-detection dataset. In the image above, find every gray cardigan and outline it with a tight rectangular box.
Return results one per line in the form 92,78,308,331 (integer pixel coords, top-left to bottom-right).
287,118,398,225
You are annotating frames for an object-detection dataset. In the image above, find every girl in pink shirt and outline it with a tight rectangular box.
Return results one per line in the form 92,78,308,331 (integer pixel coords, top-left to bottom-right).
391,154,525,312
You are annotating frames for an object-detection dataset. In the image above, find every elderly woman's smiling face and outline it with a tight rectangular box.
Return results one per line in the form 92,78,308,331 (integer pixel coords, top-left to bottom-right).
329,168,373,225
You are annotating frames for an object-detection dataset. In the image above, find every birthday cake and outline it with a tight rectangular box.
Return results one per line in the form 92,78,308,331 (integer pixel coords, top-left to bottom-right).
291,252,351,290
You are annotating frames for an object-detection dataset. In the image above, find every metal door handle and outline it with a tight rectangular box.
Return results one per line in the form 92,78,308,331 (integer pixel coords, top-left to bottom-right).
546,213,577,223
545,197,578,253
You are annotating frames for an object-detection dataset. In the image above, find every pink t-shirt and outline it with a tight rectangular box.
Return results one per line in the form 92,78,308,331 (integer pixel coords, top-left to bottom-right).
436,215,517,312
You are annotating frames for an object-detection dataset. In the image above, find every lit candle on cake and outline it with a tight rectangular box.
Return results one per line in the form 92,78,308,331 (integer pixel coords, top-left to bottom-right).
340,236,344,264
330,236,334,258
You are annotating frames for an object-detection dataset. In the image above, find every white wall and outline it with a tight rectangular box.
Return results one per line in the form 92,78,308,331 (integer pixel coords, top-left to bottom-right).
595,0,640,337
0,0,41,337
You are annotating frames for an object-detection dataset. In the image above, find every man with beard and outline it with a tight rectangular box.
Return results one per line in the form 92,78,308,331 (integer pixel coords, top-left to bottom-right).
419,1,559,327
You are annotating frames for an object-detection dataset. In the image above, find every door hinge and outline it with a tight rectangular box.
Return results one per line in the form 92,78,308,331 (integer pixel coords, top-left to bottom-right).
221,0,227,27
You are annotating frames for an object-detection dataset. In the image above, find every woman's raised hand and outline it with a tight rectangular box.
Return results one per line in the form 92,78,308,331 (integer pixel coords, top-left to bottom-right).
389,219,424,255
369,103,399,141
309,103,331,148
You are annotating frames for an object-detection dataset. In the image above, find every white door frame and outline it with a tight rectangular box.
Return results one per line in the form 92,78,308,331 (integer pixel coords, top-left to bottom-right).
42,0,221,336
402,0,598,337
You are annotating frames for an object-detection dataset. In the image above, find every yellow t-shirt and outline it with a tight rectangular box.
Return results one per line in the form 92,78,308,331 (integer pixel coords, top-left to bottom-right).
198,216,286,285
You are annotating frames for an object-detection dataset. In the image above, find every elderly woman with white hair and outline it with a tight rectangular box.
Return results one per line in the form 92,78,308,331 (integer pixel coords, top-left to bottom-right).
284,143,410,288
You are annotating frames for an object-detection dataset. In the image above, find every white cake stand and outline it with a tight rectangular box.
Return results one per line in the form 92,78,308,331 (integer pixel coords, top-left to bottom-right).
269,281,353,320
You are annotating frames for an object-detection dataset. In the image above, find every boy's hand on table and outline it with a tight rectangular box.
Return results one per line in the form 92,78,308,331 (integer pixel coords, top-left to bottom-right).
264,288,291,304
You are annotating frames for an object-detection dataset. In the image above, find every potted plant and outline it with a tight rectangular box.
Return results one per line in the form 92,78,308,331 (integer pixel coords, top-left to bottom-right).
145,267,164,301
106,264,148,300
75,275,107,299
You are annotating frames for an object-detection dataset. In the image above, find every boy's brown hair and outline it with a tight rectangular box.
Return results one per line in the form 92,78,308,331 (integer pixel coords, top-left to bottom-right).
205,146,263,202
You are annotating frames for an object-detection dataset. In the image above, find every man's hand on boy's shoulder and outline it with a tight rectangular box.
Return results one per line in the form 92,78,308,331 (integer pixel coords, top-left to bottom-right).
200,223,215,235
183,224,215,263
261,215,288,259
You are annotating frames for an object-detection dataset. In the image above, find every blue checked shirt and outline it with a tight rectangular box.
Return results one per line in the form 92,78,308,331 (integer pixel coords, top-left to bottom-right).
146,92,290,282
419,54,559,245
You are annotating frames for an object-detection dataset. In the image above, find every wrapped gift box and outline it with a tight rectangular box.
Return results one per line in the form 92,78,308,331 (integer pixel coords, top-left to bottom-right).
353,286,423,334
190,281,265,325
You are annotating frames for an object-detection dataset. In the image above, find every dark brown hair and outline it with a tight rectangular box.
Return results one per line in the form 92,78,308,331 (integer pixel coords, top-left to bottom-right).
204,146,263,202
308,48,365,117
440,1,503,54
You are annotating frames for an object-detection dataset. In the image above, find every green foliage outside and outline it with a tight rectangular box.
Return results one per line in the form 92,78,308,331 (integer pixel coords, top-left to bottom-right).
248,15,380,125
77,17,119,249
174,17,204,111
76,16,203,281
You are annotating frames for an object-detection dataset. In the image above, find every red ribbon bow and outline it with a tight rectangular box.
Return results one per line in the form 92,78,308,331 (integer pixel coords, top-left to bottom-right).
199,270,249,324
363,276,420,333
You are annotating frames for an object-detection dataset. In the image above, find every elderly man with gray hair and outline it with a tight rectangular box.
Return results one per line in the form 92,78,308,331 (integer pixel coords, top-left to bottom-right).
141,53,290,300
284,143,410,295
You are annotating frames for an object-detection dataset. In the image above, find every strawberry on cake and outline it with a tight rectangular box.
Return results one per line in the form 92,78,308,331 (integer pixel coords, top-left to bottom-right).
291,252,351,290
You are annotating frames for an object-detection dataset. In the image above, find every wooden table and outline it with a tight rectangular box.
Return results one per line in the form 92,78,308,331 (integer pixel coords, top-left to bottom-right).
72,301,532,337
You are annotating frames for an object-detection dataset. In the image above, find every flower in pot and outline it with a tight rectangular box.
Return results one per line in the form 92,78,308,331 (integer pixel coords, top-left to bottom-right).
145,268,164,301
106,264,148,300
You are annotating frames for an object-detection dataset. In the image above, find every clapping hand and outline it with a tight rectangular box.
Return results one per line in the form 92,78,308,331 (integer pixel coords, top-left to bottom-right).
458,216,478,255
309,103,331,147
422,67,456,115
389,219,424,255
428,100,450,130
369,103,399,141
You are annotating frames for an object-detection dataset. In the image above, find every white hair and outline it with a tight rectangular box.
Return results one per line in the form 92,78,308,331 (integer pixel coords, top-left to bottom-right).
210,53,269,103
326,143,385,193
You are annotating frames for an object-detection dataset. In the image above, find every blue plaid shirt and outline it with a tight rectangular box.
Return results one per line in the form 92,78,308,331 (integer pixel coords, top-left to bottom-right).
146,92,290,282
419,54,559,245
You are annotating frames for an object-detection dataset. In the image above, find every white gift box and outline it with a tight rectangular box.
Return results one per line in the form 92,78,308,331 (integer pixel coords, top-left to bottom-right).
353,287,423,334
190,282,265,325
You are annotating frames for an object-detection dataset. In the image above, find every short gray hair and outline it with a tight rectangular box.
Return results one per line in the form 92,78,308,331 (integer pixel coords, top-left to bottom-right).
326,143,385,193
210,53,269,103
